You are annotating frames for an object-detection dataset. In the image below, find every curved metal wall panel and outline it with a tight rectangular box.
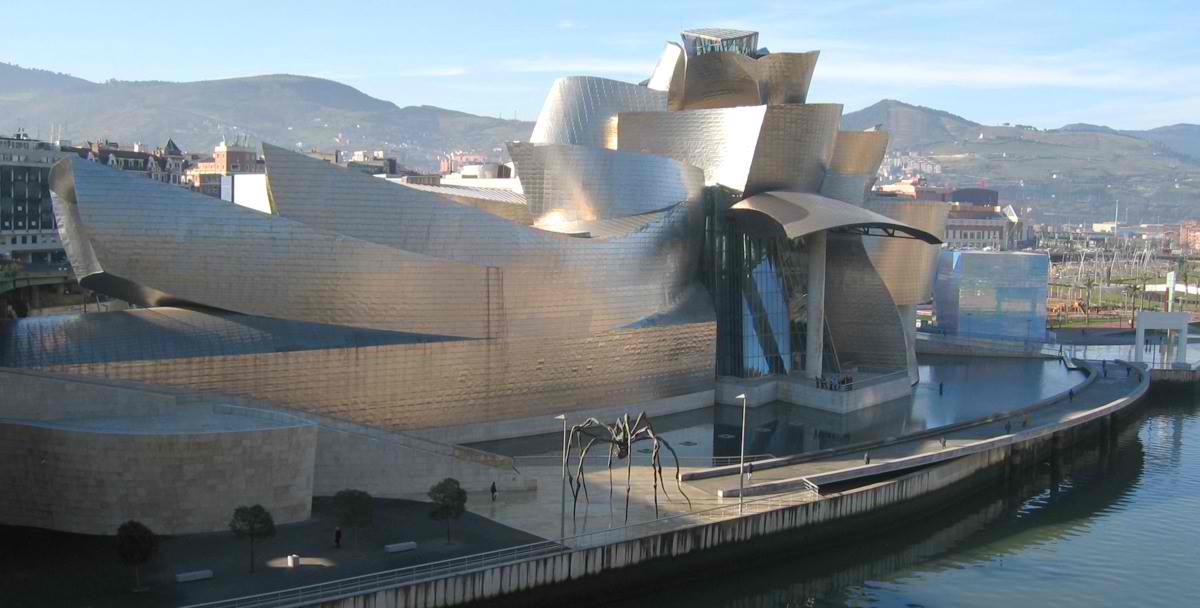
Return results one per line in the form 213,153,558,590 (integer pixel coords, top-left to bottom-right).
758,52,819,105
529,77,667,148
33,316,717,433
508,142,703,223
647,42,685,95
819,173,874,206
677,51,819,110
617,105,765,192
830,130,889,175
676,52,761,110
393,182,533,225
824,233,908,371
617,104,841,196
51,158,495,337
746,103,842,194
262,145,705,337
861,197,949,305
731,191,942,243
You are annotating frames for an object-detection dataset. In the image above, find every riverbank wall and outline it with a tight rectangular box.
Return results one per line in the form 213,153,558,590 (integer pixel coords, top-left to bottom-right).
311,365,1148,608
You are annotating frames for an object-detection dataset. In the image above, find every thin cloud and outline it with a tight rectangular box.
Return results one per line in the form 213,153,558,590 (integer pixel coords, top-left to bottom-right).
557,19,580,30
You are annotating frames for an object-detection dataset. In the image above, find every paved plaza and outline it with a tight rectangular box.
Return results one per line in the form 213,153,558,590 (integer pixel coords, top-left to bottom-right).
3,498,540,608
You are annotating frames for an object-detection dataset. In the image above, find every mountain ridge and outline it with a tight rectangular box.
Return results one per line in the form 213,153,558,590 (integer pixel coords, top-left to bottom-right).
1,62,1196,221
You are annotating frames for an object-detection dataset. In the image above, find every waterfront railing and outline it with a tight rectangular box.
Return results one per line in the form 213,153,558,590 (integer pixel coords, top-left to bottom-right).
181,484,817,608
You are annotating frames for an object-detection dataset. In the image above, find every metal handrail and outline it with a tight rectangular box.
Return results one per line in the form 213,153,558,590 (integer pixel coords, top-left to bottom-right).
511,454,777,468
807,368,910,392
180,482,818,608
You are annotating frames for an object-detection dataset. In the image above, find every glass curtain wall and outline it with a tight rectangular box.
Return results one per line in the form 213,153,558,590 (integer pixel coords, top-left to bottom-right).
706,188,810,378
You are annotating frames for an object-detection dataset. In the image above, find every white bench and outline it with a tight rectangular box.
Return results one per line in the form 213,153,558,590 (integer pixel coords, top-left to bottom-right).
175,569,213,583
384,541,418,553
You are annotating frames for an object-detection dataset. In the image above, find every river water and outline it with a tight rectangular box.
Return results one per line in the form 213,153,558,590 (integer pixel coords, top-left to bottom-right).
472,356,1085,462
616,387,1200,608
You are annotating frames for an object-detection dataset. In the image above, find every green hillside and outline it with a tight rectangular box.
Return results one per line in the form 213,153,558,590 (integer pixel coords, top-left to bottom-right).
844,100,1200,223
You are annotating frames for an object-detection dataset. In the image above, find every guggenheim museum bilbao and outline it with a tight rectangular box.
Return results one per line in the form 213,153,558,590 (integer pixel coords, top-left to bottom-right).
1,28,947,534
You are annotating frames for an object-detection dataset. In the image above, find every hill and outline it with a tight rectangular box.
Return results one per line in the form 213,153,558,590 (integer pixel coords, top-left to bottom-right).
841,99,979,148
0,65,533,170
843,100,1200,223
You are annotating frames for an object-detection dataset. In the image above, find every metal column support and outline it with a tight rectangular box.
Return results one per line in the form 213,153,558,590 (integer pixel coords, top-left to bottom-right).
806,231,826,377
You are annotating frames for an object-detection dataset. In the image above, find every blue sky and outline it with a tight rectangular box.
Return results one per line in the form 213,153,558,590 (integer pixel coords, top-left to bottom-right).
3,0,1197,129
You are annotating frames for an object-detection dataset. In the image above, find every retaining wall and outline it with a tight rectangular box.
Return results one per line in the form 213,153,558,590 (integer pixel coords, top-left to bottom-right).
304,363,1146,608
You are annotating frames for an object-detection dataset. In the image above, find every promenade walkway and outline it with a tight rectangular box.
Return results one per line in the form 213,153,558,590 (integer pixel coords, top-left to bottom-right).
686,361,1141,498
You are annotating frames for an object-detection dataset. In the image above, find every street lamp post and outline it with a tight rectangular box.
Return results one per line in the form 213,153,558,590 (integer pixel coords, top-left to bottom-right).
737,393,748,513
555,414,567,539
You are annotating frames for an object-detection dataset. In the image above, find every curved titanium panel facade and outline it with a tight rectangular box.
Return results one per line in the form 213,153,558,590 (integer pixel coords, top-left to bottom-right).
508,142,703,223
819,173,875,206
394,182,533,225
529,76,666,148
4,304,716,433
830,130,889,175
262,145,705,337
647,42,685,96
676,51,761,110
862,197,949,305
51,158,495,337
617,104,841,195
758,52,819,105
823,233,908,371
731,191,942,243
677,51,819,110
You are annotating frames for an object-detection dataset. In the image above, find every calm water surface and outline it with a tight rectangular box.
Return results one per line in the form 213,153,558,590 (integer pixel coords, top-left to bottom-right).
472,356,1085,460
615,388,1200,608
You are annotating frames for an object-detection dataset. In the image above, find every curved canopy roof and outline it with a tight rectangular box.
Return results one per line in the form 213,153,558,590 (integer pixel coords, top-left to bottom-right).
731,191,943,243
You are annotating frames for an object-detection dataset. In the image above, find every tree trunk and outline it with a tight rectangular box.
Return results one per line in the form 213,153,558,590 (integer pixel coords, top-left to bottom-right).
446,520,451,544
250,538,255,573
134,565,141,590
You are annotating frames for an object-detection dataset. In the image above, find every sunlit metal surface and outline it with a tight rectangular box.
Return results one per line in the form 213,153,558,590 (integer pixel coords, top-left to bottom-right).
3,304,715,432
731,191,942,243
508,142,703,224
261,145,705,336
617,103,841,195
677,51,819,110
647,42,685,96
862,197,949,305
51,158,495,337
825,234,908,370
27,24,940,436
529,76,666,148
392,181,532,225
44,147,717,432
830,130,889,175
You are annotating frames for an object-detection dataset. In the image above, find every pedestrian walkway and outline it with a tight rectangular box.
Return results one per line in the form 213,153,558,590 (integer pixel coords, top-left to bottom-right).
686,361,1143,498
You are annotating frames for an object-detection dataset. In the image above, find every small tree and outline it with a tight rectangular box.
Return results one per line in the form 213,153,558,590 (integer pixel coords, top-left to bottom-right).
116,520,158,591
428,478,467,543
333,489,374,546
229,505,275,573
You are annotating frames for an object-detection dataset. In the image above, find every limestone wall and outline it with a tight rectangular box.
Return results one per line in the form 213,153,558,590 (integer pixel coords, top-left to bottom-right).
0,369,317,535
0,420,316,535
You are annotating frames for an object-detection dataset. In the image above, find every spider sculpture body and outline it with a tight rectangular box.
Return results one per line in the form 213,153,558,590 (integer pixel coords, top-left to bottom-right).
564,412,691,523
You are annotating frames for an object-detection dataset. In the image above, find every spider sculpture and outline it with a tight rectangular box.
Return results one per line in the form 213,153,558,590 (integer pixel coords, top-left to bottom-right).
564,412,691,523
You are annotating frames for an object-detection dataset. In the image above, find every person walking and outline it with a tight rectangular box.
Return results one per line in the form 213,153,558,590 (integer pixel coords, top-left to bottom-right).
490,481,497,502
334,526,342,549
746,460,754,482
